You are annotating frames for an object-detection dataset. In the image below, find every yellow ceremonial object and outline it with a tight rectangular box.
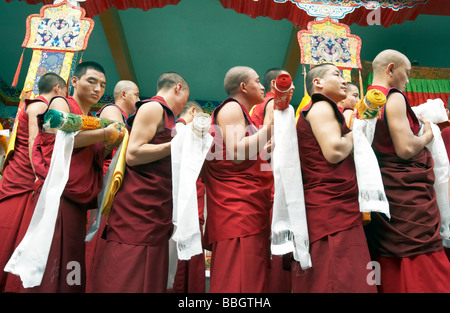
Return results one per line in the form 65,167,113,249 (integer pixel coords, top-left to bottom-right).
295,94,311,118
101,130,129,216
355,89,386,119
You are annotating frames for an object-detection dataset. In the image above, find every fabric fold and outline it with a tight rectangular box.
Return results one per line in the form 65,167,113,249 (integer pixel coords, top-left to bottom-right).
168,113,213,288
85,130,129,241
271,105,311,270
352,117,390,219
4,130,77,288
411,99,450,244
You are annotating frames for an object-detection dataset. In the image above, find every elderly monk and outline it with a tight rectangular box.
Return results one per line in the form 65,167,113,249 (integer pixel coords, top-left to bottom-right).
92,72,189,293
293,63,376,293
0,73,67,292
364,49,450,293
203,66,274,293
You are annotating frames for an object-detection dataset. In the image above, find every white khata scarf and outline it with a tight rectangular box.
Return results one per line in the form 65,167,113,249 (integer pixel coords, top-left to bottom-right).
5,130,77,288
271,105,311,270
352,117,390,219
411,99,450,245
168,113,213,289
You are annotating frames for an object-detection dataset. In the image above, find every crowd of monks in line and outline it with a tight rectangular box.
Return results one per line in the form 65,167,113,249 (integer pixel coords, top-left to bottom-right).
1,48,450,294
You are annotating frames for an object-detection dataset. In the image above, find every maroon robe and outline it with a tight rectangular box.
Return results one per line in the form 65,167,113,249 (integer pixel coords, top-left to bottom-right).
293,93,376,293
85,103,129,293
92,96,175,293
364,85,450,293
0,96,48,292
203,97,273,293
22,96,104,293
251,92,274,129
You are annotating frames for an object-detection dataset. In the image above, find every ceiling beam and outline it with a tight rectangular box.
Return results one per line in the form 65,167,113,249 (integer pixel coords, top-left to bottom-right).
282,26,301,81
99,8,138,84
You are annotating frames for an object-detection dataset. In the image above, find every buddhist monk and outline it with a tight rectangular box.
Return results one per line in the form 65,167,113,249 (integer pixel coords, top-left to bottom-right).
170,100,206,293
0,72,67,292
85,80,140,293
364,49,450,293
92,72,189,293
250,67,293,293
337,81,360,127
203,66,273,293
20,61,123,293
292,63,376,293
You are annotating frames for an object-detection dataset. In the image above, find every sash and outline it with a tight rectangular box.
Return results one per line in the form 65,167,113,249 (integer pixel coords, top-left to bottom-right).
271,105,311,270
4,130,77,288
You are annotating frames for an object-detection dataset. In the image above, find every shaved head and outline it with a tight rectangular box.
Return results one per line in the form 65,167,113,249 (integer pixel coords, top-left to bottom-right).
305,63,336,96
157,72,188,92
372,49,410,74
113,80,139,100
224,66,253,96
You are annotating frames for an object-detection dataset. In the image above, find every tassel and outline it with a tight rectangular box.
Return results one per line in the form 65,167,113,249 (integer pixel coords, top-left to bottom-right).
11,48,25,89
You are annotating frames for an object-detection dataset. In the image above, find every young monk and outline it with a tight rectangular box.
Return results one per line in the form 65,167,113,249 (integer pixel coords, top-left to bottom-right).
92,72,189,293
203,66,273,293
250,67,293,293
364,49,450,293
0,72,67,292
84,80,140,292
19,61,123,293
337,81,360,126
293,63,376,293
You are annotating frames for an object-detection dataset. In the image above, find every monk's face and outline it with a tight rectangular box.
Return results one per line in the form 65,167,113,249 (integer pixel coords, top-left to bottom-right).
316,66,347,103
123,84,140,113
72,68,106,105
390,60,411,91
243,69,265,104
173,86,190,117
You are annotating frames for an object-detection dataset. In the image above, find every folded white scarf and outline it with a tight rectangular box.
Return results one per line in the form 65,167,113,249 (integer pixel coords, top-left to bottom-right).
412,99,450,244
353,117,390,219
168,113,213,289
271,105,311,270
85,138,124,242
5,130,77,288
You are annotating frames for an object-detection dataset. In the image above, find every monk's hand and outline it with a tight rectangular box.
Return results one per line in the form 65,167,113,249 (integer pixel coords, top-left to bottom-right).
417,115,434,143
264,139,273,154
103,123,121,145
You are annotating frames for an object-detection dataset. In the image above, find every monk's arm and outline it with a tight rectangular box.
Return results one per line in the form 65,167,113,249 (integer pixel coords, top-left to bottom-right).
126,101,171,166
46,98,124,151
26,101,49,172
217,101,273,164
385,92,433,160
307,100,353,164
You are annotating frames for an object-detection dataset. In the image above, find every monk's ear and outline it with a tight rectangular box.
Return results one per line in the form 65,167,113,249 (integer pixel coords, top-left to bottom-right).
175,83,183,94
387,63,395,76
71,76,78,89
312,77,323,90
239,82,247,94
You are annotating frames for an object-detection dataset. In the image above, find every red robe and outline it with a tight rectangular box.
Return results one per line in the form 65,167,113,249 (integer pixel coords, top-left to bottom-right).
85,103,129,293
293,93,376,293
440,127,450,260
365,85,450,292
23,96,104,293
203,97,273,293
251,92,274,129
92,96,175,293
0,96,48,292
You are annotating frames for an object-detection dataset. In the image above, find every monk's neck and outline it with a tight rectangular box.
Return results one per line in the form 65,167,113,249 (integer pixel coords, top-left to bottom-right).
73,96,94,116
